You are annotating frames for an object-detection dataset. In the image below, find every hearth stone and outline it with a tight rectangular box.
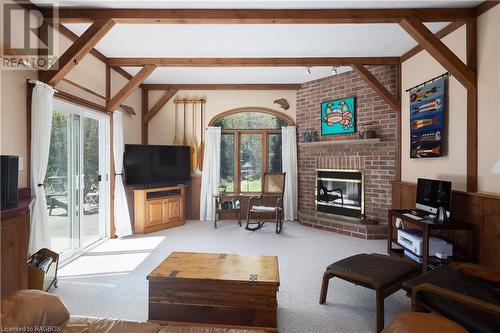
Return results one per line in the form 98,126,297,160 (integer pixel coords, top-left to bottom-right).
298,211,387,240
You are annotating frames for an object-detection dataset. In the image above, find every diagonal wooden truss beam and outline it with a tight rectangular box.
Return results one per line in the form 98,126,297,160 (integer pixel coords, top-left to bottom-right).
41,18,115,86
142,89,178,124
107,65,157,111
400,22,464,62
399,17,476,90
351,64,401,112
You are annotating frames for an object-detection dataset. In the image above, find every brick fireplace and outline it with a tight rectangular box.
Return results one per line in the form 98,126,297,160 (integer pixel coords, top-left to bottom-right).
316,169,364,218
296,66,398,239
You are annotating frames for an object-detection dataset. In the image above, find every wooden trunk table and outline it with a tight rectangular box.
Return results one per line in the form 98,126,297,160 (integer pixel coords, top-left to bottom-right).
147,251,280,331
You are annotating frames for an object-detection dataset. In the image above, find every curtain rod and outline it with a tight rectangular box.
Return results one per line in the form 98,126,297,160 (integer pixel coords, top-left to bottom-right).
28,80,58,93
405,72,449,92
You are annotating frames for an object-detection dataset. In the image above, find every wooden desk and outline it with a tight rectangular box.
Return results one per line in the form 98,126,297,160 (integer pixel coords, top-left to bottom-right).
147,251,280,331
388,209,473,273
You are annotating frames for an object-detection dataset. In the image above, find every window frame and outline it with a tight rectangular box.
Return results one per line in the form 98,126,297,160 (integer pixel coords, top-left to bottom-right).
210,107,294,194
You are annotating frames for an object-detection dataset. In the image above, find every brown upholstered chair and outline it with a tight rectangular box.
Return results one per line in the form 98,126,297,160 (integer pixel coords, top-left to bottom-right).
245,172,286,234
402,263,500,333
382,312,469,333
0,290,266,333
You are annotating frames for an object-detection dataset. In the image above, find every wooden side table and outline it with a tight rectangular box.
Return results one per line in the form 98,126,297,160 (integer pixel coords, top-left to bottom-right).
213,193,242,229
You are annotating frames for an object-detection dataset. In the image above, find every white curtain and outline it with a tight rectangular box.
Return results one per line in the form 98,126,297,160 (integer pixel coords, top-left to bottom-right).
29,82,55,255
282,126,298,221
200,127,221,222
113,111,132,237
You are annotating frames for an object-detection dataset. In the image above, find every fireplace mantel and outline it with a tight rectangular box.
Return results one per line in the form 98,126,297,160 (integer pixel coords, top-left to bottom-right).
298,138,380,147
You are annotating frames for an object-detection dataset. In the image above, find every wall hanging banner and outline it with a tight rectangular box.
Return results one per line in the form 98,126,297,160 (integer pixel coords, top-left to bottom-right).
409,75,446,158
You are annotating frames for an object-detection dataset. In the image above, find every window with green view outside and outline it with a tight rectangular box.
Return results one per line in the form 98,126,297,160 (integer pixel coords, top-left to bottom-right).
213,110,291,193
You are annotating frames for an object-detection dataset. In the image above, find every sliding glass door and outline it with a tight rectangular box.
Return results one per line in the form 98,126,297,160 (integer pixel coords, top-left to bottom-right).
46,99,109,262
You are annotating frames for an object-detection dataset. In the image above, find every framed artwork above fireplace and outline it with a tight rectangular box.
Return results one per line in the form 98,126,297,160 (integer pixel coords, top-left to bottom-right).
320,96,356,136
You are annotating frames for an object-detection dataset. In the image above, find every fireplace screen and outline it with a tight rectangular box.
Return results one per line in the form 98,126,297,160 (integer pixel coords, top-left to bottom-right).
316,169,364,218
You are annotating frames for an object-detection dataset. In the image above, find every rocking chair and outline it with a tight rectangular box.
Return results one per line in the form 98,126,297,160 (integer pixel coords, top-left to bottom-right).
245,172,286,234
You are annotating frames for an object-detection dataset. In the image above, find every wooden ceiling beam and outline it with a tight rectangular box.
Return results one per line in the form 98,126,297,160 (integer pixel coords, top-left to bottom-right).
474,0,500,17
107,65,157,111
351,64,400,112
400,22,464,62
42,8,474,24
142,89,178,124
141,84,301,91
108,57,401,67
41,18,115,85
399,17,476,90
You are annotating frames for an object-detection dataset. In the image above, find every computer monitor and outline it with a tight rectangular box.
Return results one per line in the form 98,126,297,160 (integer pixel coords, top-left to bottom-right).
416,178,452,216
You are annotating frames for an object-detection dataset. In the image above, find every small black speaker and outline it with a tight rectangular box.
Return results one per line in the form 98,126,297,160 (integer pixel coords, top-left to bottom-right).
1,155,19,208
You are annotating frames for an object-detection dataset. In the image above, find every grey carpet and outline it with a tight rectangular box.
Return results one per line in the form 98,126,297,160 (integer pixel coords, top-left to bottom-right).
54,220,410,332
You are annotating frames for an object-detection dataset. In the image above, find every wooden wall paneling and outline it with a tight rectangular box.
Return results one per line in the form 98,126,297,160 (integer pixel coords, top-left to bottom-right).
391,182,401,209
483,198,500,269
392,181,500,268
449,192,483,261
186,175,201,220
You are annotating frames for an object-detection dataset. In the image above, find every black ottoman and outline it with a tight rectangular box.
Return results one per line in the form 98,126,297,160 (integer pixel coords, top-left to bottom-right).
319,253,419,333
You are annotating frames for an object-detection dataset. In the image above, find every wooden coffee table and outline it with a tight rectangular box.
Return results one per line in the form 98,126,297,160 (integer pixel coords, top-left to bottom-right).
147,251,280,331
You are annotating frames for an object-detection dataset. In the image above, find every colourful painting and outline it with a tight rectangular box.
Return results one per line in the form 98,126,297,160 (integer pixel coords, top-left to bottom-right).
409,76,445,158
320,97,356,135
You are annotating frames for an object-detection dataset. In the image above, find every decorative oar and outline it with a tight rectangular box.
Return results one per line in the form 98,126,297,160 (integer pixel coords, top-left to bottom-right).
182,99,187,145
172,102,179,145
190,101,199,172
198,99,205,171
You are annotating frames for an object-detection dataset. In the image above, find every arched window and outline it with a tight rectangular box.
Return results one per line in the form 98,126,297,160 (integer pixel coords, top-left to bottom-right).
210,108,293,193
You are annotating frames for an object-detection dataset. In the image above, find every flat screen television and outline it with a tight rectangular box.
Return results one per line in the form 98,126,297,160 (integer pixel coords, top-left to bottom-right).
123,144,191,186
416,178,452,216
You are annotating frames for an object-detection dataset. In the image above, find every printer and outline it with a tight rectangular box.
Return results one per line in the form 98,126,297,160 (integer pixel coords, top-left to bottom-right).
397,229,453,258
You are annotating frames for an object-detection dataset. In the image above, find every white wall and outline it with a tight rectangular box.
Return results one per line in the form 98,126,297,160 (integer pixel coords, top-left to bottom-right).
401,6,500,195
477,5,500,194
148,89,297,148
401,26,467,190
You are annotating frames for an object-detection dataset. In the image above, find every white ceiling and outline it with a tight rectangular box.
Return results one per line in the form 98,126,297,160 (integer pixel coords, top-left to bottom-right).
35,0,481,9
53,0,478,84
66,23,450,58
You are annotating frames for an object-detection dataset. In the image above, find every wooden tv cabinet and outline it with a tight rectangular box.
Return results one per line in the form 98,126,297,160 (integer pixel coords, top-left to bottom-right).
133,185,186,234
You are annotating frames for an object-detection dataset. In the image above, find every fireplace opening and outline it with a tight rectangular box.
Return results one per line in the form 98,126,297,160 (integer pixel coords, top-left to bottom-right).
316,169,364,218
